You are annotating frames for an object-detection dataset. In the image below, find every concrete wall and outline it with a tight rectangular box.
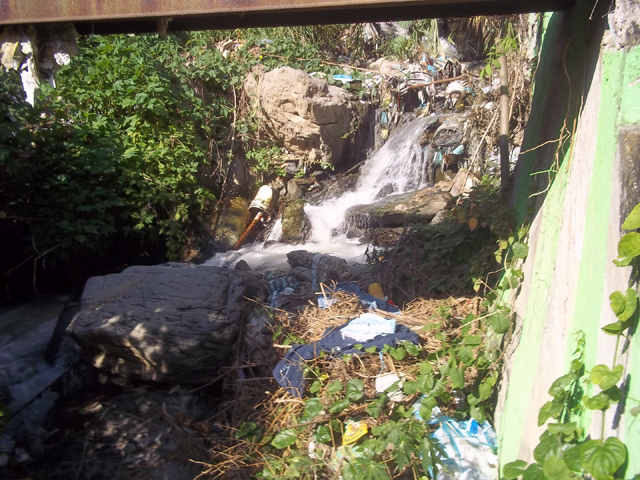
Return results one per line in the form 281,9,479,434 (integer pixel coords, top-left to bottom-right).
495,0,640,476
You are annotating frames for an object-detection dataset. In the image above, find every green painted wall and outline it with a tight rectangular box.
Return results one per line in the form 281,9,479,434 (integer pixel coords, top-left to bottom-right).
497,0,640,477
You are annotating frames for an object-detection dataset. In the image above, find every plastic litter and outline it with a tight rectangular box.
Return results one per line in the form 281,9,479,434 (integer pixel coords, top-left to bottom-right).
340,313,396,342
316,282,400,313
333,74,354,83
413,405,499,480
342,420,368,445
375,373,406,402
368,283,385,299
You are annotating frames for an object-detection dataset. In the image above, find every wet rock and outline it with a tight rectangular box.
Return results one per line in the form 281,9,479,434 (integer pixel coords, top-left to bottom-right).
281,199,310,243
339,263,376,283
431,209,453,225
286,251,348,285
435,180,453,192
244,66,359,167
286,180,303,201
235,260,252,272
344,189,453,230
213,197,251,246
360,227,405,248
290,266,314,283
68,264,260,385
189,240,234,265
375,183,396,199
432,116,466,148
326,174,359,198
450,168,480,197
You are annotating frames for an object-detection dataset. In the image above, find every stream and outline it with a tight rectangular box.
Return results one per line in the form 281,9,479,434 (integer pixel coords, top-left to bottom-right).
205,115,441,270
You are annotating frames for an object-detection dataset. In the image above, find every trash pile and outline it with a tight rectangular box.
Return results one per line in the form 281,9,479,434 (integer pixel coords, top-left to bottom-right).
201,285,503,480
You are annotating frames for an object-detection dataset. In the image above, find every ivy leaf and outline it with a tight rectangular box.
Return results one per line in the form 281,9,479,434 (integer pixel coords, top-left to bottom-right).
542,455,576,480
583,392,611,411
417,372,435,393
488,310,510,334
329,398,350,414
367,403,382,418
402,341,421,356
522,463,546,480
403,380,419,396
365,346,378,354
389,346,406,361
609,291,626,316
621,203,640,230
271,429,298,449
548,373,577,398
602,321,623,335
479,381,493,401
304,397,323,419
534,431,560,465
547,422,576,436
420,396,438,419
503,459,528,479
470,404,485,423
512,242,529,259
467,393,481,406
562,444,582,471
458,345,475,364
449,367,465,389
619,288,637,322
580,437,627,480
327,380,343,394
309,380,322,394
313,425,331,443
614,232,640,266
419,362,433,375
538,400,564,426
346,379,364,401
464,335,482,346
590,364,623,391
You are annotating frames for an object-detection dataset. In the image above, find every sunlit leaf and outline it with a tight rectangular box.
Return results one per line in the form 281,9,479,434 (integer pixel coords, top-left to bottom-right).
271,429,298,449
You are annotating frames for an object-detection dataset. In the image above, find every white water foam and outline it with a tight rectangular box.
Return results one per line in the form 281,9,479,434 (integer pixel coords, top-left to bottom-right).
205,115,439,270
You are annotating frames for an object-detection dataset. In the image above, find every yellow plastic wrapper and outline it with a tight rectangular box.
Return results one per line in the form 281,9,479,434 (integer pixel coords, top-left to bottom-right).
342,420,368,445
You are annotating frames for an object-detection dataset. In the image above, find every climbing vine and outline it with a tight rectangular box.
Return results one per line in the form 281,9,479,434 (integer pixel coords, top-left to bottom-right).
503,202,640,480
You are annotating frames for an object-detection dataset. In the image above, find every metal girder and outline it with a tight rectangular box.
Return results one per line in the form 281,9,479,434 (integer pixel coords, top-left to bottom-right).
0,0,576,34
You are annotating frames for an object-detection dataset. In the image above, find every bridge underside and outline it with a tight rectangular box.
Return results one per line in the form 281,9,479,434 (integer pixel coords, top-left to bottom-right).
1,0,576,34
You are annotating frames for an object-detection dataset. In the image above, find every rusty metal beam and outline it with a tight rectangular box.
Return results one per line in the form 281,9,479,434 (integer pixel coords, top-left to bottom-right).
0,0,575,34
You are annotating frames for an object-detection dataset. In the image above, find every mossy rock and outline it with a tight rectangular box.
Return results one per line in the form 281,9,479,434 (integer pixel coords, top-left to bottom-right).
281,199,310,243
215,197,251,245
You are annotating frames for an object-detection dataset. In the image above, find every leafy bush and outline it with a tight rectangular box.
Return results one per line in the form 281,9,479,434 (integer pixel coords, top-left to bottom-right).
370,178,516,301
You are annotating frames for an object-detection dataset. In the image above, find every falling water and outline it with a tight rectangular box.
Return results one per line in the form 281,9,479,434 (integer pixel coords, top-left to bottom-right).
205,115,439,269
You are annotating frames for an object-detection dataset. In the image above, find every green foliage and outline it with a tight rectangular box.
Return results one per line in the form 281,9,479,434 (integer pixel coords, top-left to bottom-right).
504,202,640,480
369,177,517,301
480,21,518,79
1,34,222,264
379,20,440,62
2,25,377,274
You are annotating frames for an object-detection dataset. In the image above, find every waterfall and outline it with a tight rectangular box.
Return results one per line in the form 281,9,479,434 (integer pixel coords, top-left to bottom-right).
206,115,440,269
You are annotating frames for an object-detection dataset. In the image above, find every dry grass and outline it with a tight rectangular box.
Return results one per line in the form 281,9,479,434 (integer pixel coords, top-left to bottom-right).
195,286,483,478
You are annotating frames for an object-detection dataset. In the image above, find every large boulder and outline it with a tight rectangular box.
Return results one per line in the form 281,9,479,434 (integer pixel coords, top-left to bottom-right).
343,188,453,235
67,264,260,385
244,66,358,167
287,250,348,286
213,197,251,246
281,199,310,243
449,168,480,197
